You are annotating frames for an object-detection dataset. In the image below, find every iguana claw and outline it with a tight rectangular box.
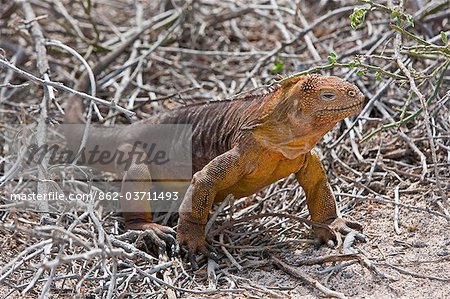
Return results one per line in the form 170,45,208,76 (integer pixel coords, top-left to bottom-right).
314,217,365,248
183,244,218,270
124,223,178,258
177,219,218,270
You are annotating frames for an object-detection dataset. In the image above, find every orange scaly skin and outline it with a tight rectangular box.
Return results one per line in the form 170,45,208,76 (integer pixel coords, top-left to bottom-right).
65,71,365,266
177,74,365,264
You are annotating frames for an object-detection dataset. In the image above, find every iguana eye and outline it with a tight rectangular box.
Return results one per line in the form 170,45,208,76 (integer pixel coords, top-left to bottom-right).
348,90,356,97
320,91,337,101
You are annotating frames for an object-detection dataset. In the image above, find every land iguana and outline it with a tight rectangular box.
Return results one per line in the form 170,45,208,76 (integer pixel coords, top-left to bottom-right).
65,61,365,268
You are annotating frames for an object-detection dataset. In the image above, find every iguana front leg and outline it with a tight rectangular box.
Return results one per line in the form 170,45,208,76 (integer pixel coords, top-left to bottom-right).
177,147,248,269
296,150,365,246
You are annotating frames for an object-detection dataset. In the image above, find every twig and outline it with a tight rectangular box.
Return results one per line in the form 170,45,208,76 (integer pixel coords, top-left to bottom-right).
237,6,356,92
393,13,448,202
394,185,401,234
382,263,450,282
0,57,135,118
43,39,102,120
272,256,348,299
20,0,52,213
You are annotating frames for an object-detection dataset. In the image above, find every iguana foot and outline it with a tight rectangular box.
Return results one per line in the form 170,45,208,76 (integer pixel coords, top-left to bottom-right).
177,219,218,270
314,217,365,248
123,222,178,257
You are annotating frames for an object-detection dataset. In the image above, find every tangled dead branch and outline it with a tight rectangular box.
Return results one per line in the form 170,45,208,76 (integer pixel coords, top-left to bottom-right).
0,0,449,298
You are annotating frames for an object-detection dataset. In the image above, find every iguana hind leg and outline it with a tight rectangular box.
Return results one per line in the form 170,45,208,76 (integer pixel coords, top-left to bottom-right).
115,143,177,256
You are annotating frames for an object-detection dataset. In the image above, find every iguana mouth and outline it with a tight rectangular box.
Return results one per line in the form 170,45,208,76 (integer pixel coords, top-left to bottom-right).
323,100,364,113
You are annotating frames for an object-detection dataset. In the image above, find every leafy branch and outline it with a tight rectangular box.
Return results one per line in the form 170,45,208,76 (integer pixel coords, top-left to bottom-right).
280,54,407,83
350,0,415,29
361,60,449,142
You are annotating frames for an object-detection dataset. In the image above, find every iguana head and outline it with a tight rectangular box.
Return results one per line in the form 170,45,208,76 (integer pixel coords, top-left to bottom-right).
249,74,364,158
276,73,364,125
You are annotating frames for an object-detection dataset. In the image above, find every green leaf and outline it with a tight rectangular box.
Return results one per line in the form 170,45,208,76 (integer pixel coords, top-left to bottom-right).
356,69,367,76
327,51,337,63
375,71,382,81
441,31,448,44
390,9,400,20
349,7,366,30
390,9,402,24
406,14,414,27
348,60,357,68
270,60,284,74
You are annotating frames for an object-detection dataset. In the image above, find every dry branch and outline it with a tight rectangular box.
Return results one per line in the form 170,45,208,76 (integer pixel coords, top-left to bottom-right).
0,0,449,297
